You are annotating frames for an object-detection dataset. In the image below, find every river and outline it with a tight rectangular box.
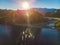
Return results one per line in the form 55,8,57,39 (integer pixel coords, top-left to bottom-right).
0,20,60,45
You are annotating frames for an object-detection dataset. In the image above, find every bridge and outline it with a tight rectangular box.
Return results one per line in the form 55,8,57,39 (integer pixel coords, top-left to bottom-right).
14,23,54,29
15,24,42,28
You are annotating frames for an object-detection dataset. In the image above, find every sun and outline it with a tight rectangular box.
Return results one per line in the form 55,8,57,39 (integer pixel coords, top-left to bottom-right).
22,1,30,10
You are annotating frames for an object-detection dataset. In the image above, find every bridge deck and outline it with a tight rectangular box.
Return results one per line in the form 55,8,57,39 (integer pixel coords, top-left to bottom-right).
15,24,42,28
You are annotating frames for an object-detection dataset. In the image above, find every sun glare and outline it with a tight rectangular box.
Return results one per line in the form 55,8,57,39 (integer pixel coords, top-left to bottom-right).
22,1,30,10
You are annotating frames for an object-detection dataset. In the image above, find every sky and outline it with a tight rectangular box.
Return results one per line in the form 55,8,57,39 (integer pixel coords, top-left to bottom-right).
0,0,60,9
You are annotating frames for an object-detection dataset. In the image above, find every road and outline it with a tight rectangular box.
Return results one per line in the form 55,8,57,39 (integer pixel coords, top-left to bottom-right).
45,17,60,21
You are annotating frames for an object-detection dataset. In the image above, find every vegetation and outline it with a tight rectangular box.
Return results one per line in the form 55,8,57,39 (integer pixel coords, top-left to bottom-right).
55,21,60,29
45,9,60,29
45,9,60,18
0,9,46,25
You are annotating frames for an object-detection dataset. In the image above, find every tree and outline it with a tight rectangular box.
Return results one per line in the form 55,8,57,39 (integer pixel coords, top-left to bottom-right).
0,9,46,25
28,9,45,25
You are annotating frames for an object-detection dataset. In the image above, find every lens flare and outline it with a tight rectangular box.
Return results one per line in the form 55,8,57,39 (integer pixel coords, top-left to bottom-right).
21,1,30,10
